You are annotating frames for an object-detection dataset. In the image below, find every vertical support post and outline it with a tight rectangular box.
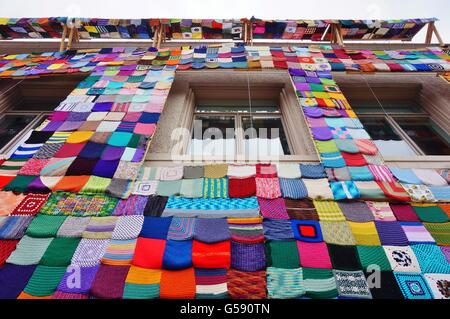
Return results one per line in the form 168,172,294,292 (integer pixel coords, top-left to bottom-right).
67,26,75,50
59,24,68,52
425,22,434,44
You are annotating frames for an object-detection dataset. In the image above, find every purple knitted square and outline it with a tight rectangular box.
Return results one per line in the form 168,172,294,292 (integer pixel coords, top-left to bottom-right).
375,221,409,246
57,265,100,294
231,241,266,272
193,218,230,243
440,246,450,263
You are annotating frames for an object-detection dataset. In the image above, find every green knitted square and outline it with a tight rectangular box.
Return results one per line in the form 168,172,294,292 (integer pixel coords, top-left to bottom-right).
265,240,300,269
26,214,67,238
302,268,338,299
39,237,81,267
23,265,67,297
357,245,391,271
413,206,449,223
424,222,450,245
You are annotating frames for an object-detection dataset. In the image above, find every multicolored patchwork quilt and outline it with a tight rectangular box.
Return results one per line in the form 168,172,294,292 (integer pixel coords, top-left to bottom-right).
0,43,449,299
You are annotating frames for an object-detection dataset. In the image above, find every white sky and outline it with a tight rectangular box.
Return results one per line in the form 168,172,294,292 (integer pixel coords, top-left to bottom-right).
1,0,449,42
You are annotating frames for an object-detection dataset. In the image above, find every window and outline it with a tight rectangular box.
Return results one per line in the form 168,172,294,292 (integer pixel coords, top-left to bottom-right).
0,112,49,154
337,78,450,157
188,100,292,157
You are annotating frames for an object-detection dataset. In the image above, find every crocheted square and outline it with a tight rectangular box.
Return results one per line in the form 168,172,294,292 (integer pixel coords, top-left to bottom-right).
227,269,267,299
394,273,433,299
424,274,450,300
123,266,160,299
384,246,421,273
11,193,50,216
71,239,110,267
320,221,356,245
258,198,289,220
265,240,300,269
231,241,266,271
411,244,450,274
303,268,338,299
328,244,362,270
400,222,435,244
297,241,332,269
375,221,409,246
291,220,323,242
348,221,381,246
6,235,52,265
266,267,305,299
334,270,372,299
364,270,404,299
357,246,391,271
132,237,166,269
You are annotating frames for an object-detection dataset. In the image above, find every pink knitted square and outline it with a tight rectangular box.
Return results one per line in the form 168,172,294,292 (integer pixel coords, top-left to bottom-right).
296,241,332,269
258,198,289,220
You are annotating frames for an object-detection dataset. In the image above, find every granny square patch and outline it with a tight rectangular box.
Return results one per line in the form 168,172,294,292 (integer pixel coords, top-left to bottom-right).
11,193,50,216
291,220,323,242
394,273,433,299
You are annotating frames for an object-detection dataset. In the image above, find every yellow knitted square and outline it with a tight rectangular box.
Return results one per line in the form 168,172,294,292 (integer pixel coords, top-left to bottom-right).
348,221,381,246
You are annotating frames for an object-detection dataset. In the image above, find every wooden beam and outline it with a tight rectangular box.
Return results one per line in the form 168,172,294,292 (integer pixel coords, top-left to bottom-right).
432,23,445,47
425,22,434,44
67,27,76,50
59,25,68,52
152,24,160,48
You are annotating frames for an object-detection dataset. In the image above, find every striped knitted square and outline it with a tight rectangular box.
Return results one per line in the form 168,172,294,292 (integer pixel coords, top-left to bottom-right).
314,200,346,222
357,246,391,271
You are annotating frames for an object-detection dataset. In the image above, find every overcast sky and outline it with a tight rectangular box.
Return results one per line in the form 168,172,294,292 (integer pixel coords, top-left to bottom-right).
1,0,449,42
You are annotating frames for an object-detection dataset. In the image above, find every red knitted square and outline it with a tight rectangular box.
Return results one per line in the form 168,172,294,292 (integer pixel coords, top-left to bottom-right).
228,177,256,198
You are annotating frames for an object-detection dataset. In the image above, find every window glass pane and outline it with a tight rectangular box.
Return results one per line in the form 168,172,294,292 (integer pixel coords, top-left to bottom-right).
359,117,401,140
192,115,235,140
0,115,36,150
242,116,291,155
395,118,450,155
